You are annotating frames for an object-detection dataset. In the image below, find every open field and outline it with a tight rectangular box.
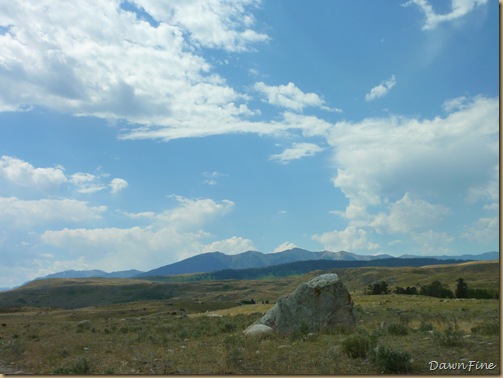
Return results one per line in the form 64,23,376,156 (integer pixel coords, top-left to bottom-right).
0,261,499,374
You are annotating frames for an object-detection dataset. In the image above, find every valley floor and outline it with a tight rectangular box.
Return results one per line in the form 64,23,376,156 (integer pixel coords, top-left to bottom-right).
0,293,499,375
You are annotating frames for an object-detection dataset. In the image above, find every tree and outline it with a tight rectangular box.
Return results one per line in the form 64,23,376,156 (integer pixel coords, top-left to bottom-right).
366,281,389,295
419,280,453,298
455,278,468,298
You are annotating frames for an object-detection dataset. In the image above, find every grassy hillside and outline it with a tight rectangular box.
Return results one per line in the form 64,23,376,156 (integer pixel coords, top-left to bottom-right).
0,260,498,309
0,285,498,374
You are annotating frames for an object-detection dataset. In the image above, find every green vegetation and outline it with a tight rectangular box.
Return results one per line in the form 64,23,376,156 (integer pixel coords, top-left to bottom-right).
365,281,390,295
370,345,412,374
0,260,499,374
341,334,372,358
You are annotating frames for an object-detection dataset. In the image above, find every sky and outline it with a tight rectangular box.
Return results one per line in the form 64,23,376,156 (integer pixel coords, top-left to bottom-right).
0,0,499,288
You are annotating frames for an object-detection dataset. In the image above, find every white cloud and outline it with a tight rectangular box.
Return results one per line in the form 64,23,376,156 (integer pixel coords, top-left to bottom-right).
0,155,128,195
411,230,454,254
273,241,298,253
461,216,499,244
0,0,270,140
156,195,234,230
0,196,106,228
324,95,498,248
442,96,470,112
254,82,336,112
328,96,498,209
365,75,396,102
40,196,236,271
269,142,324,164
312,226,379,252
371,193,450,234
0,155,66,191
203,171,226,186
202,236,256,254
280,112,335,138
142,0,269,52
70,173,107,194
403,0,488,30
109,178,128,193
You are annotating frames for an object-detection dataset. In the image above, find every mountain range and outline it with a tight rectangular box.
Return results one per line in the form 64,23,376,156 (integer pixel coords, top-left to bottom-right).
28,248,498,284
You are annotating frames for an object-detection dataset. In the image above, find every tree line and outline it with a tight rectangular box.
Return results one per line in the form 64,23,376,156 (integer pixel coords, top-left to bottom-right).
365,278,498,299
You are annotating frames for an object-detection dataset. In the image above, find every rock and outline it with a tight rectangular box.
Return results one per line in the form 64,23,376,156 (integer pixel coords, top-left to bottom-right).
243,324,274,338
245,273,356,335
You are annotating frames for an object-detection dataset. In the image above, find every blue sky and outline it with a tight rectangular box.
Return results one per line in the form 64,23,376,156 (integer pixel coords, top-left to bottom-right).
0,0,498,288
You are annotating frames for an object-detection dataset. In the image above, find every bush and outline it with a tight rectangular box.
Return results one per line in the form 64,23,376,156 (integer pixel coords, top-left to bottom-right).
341,334,371,358
434,325,464,347
387,322,409,336
53,357,92,374
219,321,237,333
471,322,499,336
76,320,91,333
370,346,412,374
417,321,434,333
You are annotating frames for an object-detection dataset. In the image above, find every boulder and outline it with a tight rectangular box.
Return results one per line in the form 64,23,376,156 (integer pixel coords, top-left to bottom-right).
243,324,274,338
244,273,356,335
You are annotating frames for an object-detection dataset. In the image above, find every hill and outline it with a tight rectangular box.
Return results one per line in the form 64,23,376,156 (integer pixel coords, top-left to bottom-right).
27,249,497,284
0,259,497,309
146,257,468,282
35,269,143,280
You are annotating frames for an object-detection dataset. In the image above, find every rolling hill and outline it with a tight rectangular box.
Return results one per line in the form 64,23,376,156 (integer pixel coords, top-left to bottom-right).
0,259,497,309
26,249,498,285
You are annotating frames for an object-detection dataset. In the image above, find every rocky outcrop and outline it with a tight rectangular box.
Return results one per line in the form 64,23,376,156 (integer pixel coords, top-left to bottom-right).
244,273,356,335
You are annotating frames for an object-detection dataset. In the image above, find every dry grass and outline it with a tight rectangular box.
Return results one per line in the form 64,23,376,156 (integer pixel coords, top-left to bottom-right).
0,293,499,374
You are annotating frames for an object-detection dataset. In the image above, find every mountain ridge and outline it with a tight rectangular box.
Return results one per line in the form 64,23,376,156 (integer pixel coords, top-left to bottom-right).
18,249,498,289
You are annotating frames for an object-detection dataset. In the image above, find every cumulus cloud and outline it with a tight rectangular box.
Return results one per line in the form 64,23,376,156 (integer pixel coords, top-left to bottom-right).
403,0,488,30
365,75,396,102
0,155,127,195
371,193,450,234
411,230,454,255
273,241,298,253
0,155,66,191
254,82,337,112
145,0,269,51
461,216,499,244
329,96,498,208
202,236,256,254
324,95,497,249
269,142,324,164
109,178,128,193
70,173,107,194
0,0,269,140
0,196,106,228
312,226,379,252
40,196,237,270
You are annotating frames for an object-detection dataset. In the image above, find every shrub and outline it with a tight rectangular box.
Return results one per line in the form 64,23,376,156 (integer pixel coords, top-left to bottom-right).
219,321,237,333
53,357,92,374
417,321,434,333
471,322,499,336
434,325,464,347
387,322,409,336
76,320,91,333
341,334,371,358
370,346,412,374
290,320,311,340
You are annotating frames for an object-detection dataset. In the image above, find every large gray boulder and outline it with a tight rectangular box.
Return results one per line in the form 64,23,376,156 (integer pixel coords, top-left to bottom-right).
245,273,356,335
